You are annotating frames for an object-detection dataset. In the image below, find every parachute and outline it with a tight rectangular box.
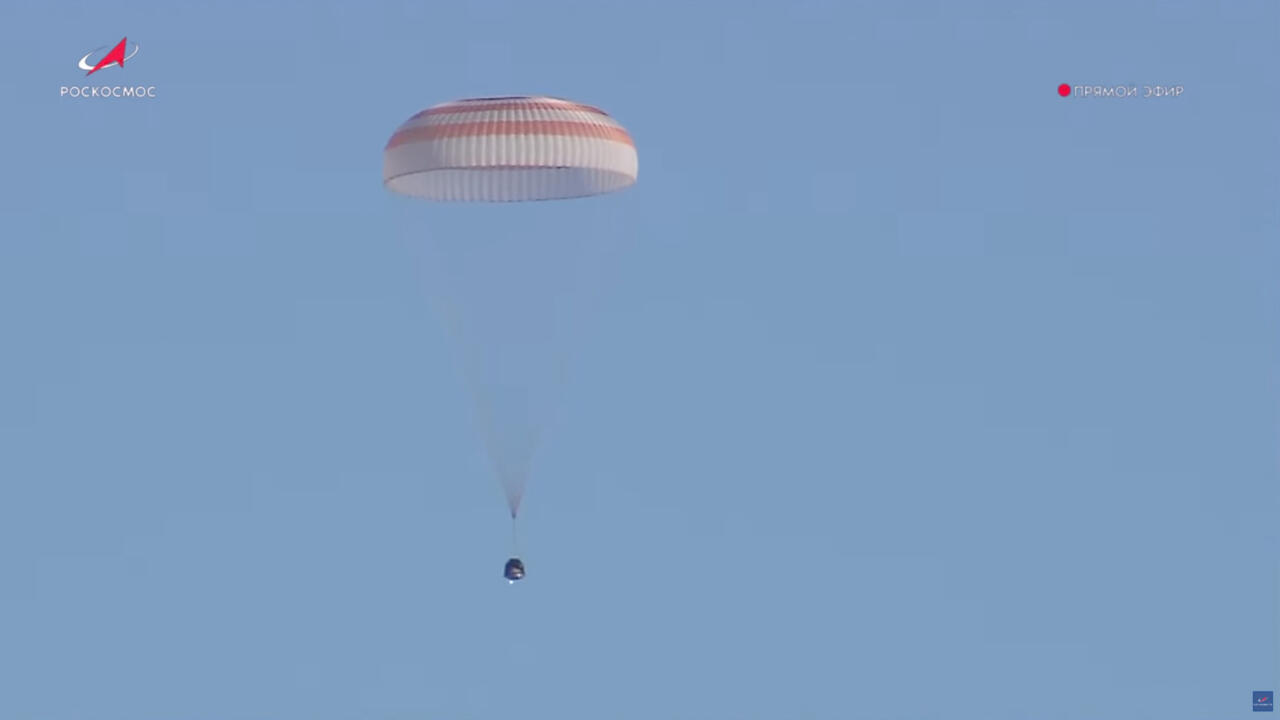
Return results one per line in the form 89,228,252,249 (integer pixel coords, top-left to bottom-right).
382,96,638,570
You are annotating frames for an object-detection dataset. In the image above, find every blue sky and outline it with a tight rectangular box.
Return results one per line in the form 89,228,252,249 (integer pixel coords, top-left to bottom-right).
1,1,1277,718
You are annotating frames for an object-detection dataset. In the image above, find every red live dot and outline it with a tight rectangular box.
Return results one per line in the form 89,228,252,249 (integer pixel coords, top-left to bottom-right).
1058,84,1071,97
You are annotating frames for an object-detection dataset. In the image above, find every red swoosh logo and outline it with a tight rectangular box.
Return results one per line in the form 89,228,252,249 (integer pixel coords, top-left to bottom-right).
87,37,127,76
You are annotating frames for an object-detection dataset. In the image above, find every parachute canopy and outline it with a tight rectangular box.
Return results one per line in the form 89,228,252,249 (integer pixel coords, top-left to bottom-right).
383,96,638,203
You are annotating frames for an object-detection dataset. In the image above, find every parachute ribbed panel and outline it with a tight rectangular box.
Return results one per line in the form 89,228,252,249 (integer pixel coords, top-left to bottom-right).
383,96,638,202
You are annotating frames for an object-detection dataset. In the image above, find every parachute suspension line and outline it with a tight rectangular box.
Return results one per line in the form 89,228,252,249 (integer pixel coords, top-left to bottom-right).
417,235,538,519
511,515,519,555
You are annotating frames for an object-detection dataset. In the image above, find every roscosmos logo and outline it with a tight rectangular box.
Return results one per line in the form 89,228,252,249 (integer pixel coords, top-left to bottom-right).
78,37,139,76
61,36,157,99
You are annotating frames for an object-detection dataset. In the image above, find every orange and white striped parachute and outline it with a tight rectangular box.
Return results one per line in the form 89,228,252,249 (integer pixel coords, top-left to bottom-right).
382,95,637,530
383,96,637,203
